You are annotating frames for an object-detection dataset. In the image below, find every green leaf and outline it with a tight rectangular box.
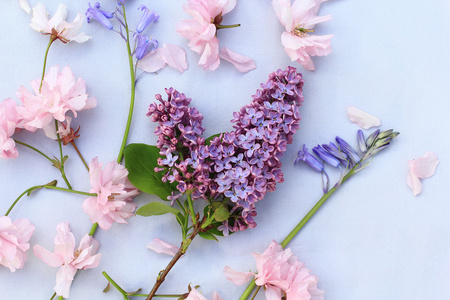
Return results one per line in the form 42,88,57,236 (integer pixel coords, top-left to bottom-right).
207,225,225,237
198,231,219,242
124,144,177,200
205,133,222,145
136,202,180,217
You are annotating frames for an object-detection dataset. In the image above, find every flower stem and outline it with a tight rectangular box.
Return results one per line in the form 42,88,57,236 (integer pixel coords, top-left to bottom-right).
5,183,95,216
145,228,200,300
55,121,72,189
70,141,89,171
186,193,197,226
89,223,98,236
216,24,241,29
116,4,136,164
39,35,57,92
103,271,129,299
49,292,56,300
14,139,53,163
250,286,261,300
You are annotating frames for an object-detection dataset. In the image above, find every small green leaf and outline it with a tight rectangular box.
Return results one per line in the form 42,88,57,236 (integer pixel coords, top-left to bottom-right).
198,231,219,242
214,204,230,222
124,144,177,200
205,133,222,145
208,225,225,237
136,202,180,217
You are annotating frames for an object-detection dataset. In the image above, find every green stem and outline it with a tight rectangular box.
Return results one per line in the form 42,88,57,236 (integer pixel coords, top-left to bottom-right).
57,297,64,300
49,292,56,300
14,140,53,163
5,183,95,216
250,286,261,300
240,164,360,300
116,4,136,164
186,193,197,226
70,141,89,171
39,35,57,92
103,271,129,299
89,223,98,236
55,121,72,189
216,24,241,29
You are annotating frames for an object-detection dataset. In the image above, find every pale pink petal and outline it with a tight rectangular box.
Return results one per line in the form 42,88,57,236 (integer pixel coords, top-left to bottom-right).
221,0,237,15
147,238,179,257
18,0,31,14
212,291,224,300
160,44,188,73
407,152,439,196
265,285,283,300
138,49,167,73
272,0,294,31
185,288,208,300
54,264,77,298
198,39,220,71
33,245,64,268
223,265,255,285
409,152,439,179
347,106,381,129
219,47,256,73
53,223,75,263
30,3,49,33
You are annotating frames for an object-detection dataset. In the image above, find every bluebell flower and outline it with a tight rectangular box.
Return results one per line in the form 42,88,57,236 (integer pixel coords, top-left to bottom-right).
313,145,340,167
295,145,324,172
86,3,114,30
335,136,361,165
136,6,159,33
134,33,158,60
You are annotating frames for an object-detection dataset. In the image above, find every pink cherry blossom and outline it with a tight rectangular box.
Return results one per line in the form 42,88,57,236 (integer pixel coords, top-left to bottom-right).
16,65,97,139
82,157,139,230
33,223,101,298
147,238,179,257
176,0,255,72
407,152,439,196
138,43,188,73
272,0,333,71
347,105,381,130
224,240,324,300
0,216,34,272
186,288,224,300
0,98,25,159
30,3,90,43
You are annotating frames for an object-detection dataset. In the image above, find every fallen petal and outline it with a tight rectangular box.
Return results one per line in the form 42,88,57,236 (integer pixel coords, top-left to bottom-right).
223,265,255,285
219,47,256,73
146,238,179,256
18,0,31,14
137,49,166,73
160,43,188,73
407,152,439,196
347,106,381,129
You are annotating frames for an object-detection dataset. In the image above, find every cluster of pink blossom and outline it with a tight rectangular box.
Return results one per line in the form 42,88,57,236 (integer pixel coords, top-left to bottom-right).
224,240,324,300
0,216,35,272
272,0,333,71
176,0,256,72
148,66,304,233
0,65,96,158
33,222,101,298
82,157,140,230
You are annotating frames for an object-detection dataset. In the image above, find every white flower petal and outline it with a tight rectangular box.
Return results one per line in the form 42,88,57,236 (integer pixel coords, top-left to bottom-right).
347,105,381,129
219,47,256,73
18,0,31,14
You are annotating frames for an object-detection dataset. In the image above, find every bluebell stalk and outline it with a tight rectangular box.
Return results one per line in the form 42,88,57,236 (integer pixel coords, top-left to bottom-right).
86,2,114,30
296,129,399,192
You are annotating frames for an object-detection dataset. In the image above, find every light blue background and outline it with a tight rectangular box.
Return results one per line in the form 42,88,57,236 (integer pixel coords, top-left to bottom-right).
0,1,449,299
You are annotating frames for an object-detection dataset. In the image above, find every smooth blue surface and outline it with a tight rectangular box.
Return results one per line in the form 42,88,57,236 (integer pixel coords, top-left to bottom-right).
0,1,449,299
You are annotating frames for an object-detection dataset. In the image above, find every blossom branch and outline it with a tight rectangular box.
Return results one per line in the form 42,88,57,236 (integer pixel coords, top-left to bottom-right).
14,139,53,163
116,4,136,164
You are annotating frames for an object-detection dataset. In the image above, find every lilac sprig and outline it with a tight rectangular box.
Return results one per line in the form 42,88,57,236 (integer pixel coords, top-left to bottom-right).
147,67,305,234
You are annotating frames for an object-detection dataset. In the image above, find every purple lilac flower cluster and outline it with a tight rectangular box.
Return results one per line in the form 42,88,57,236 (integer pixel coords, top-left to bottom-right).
148,67,304,233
